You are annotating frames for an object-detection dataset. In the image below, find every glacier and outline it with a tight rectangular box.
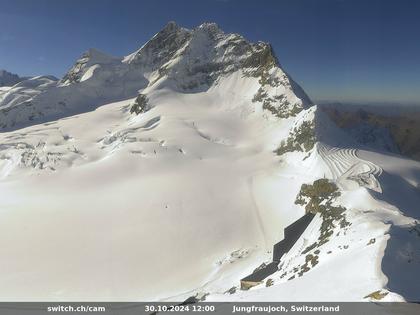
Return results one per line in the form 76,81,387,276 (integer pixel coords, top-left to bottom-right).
0,22,419,302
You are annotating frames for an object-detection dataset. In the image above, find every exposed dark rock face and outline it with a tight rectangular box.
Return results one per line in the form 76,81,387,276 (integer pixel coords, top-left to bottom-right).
128,21,192,72
130,94,150,115
295,179,350,251
60,48,120,85
275,120,316,155
126,22,312,117
60,52,91,85
0,70,25,87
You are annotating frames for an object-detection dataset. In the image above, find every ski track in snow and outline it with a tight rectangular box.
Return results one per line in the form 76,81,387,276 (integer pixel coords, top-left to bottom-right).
317,143,383,192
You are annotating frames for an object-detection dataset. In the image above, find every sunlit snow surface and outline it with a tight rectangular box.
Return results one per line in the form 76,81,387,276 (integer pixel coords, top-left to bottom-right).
0,72,419,301
0,72,302,300
0,23,419,302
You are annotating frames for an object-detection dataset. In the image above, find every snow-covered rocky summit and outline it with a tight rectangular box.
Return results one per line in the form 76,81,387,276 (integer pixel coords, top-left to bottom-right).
126,22,312,114
60,48,122,86
0,22,419,302
0,21,311,130
0,69,27,87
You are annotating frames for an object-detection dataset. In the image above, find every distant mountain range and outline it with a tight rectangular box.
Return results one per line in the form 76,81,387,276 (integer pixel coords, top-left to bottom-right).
0,69,30,87
318,102,420,161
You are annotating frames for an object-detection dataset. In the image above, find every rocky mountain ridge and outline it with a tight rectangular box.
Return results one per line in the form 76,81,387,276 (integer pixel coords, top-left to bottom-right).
0,22,311,131
0,22,419,302
0,69,28,87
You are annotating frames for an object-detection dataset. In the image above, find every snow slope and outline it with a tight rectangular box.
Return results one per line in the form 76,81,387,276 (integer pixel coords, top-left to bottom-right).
0,73,307,301
0,22,419,302
207,110,420,302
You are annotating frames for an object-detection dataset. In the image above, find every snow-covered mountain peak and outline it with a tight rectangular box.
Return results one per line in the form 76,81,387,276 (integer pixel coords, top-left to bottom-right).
121,22,312,117
3,22,314,127
0,21,312,130
123,21,191,70
194,22,223,36
163,20,180,32
85,48,120,63
60,48,121,86
124,22,284,82
0,69,26,87
0,21,420,303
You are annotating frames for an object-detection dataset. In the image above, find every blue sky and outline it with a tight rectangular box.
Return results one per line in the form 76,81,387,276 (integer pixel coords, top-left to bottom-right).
0,0,419,104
